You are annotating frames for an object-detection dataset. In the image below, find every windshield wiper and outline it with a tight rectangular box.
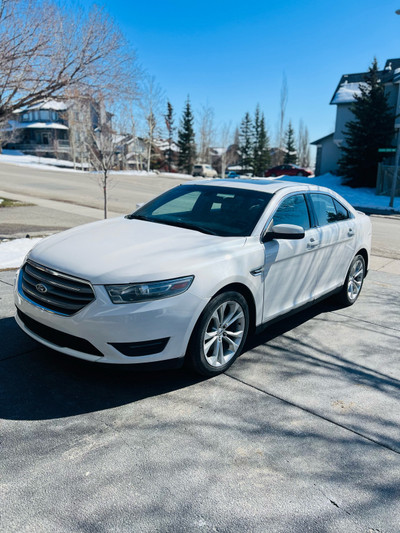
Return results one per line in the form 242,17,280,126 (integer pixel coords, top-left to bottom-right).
167,220,219,235
125,214,151,221
126,214,218,235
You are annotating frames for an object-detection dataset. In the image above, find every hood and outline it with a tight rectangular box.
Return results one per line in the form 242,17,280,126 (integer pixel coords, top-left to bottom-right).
28,217,246,284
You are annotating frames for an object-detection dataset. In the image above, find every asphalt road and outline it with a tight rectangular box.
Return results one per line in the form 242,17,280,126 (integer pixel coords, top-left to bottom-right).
1,161,400,531
0,161,188,213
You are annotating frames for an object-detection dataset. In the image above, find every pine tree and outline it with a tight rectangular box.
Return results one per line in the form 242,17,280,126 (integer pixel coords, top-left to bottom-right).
284,122,297,164
253,105,271,176
239,112,254,170
338,58,395,187
165,101,175,172
178,98,196,174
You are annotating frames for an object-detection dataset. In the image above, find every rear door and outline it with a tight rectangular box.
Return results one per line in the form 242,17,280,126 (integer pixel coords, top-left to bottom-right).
308,193,356,297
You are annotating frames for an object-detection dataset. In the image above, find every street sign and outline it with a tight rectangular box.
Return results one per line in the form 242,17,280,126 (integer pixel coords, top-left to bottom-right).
378,148,396,153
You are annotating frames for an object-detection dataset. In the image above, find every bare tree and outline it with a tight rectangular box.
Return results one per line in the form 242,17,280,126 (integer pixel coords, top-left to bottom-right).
297,119,311,168
0,116,21,149
197,104,215,163
0,0,138,128
219,122,236,178
276,73,288,164
83,99,117,219
137,75,165,171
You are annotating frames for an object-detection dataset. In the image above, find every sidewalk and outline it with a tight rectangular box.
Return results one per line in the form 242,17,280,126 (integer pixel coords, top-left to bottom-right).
370,255,400,275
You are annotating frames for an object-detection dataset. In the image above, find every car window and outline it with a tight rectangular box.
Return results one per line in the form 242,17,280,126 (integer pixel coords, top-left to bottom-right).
153,191,201,216
333,199,350,221
311,194,348,225
132,185,273,237
272,194,311,229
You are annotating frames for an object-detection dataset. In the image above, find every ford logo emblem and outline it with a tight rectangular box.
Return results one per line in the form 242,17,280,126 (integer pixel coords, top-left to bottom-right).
36,283,48,294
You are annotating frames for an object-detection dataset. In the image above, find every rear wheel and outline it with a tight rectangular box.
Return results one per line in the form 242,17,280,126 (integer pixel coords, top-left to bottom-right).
336,254,366,306
186,291,249,377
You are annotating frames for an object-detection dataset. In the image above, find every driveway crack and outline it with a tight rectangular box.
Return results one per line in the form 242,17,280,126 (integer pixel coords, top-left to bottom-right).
226,374,400,456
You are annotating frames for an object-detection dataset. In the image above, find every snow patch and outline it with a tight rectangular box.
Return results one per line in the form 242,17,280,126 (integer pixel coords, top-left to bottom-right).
274,173,400,212
332,82,367,104
0,238,42,269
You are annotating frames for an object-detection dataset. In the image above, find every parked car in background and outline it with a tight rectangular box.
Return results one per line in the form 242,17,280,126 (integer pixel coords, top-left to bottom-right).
226,171,241,179
193,164,218,178
265,164,312,177
15,178,371,377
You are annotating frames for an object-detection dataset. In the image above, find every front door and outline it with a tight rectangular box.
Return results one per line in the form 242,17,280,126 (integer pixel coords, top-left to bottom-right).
262,193,321,322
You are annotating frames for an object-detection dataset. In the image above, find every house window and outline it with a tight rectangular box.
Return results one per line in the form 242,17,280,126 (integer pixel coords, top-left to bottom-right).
42,132,50,145
22,113,29,121
39,110,50,121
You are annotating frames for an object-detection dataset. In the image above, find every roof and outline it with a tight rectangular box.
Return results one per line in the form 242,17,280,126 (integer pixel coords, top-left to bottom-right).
311,132,334,145
330,57,400,105
16,100,69,112
184,177,315,195
13,121,69,130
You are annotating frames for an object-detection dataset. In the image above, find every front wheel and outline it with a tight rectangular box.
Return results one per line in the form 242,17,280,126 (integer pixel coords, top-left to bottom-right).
186,291,249,377
336,254,366,307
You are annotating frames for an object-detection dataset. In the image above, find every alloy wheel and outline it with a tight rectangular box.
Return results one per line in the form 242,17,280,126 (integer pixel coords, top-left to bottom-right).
203,301,245,367
347,257,364,302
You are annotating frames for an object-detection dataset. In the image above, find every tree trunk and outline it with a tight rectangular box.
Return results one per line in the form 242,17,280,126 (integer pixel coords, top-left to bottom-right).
103,170,108,219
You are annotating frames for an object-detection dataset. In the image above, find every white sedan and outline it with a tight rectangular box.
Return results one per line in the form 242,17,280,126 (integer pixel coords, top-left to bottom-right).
14,179,372,376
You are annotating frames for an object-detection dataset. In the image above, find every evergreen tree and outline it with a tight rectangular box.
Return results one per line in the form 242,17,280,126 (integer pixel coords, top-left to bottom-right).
239,112,254,170
253,105,271,176
178,98,196,174
338,58,395,187
165,101,175,172
284,122,297,164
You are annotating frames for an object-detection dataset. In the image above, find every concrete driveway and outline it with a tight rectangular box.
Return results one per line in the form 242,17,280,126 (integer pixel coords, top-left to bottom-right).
1,261,400,532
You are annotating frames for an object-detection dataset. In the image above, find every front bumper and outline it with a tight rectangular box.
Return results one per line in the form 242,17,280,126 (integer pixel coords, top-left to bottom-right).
14,269,207,364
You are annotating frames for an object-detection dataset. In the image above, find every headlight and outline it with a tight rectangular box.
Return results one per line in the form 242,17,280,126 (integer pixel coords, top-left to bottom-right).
105,276,194,304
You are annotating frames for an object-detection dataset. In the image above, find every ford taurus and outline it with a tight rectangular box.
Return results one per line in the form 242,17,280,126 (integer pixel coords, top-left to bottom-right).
14,179,372,376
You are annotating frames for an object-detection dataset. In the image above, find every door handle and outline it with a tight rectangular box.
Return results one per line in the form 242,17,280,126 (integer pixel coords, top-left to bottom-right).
348,228,354,237
307,238,320,249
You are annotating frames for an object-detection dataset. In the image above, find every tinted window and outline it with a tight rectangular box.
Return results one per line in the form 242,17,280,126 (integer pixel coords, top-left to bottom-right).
311,194,349,225
333,199,350,221
272,194,311,230
131,185,273,237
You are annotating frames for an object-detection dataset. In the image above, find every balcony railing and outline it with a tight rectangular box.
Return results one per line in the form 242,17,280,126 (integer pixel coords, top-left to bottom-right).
13,141,71,153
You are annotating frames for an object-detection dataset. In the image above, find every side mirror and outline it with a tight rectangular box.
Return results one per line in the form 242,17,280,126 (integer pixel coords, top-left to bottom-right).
263,224,305,242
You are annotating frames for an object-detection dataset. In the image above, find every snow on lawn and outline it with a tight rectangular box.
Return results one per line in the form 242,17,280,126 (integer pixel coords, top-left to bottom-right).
0,150,193,179
0,238,41,269
274,173,400,213
0,150,87,172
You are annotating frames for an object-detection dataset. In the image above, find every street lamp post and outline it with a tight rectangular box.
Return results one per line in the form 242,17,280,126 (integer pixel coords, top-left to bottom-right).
390,127,400,207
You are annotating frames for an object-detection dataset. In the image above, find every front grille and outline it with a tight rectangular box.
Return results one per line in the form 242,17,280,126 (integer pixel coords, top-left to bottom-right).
20,260,95,316
17,309,103,357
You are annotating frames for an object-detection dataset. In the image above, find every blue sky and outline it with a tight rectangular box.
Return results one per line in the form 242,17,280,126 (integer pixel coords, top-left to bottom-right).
83,0,400,155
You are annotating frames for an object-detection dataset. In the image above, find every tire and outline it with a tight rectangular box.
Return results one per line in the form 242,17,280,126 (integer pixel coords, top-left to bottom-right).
335,254,366,307
186,291,249,377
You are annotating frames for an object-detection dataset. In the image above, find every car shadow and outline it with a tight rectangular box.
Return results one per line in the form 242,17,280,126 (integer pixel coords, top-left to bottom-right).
0,298,343,422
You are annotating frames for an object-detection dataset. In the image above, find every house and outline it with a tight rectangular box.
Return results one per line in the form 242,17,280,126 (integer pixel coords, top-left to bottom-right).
312,58,400,176
6,100,71,159
4,98,109,166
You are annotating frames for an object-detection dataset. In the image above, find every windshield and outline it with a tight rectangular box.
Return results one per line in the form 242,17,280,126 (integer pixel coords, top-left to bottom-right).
127,184,273,237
